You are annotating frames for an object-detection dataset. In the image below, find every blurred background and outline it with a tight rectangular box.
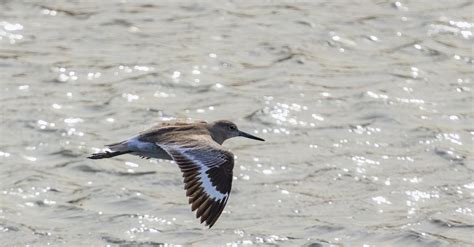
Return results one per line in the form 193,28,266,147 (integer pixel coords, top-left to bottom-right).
0,0,473,246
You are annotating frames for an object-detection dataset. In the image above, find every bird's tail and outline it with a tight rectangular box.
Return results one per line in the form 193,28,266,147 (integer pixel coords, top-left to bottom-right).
88,150,132,159
88,140,131,159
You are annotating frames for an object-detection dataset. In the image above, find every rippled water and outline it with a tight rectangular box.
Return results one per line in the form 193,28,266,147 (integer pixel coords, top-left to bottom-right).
1,1,473,246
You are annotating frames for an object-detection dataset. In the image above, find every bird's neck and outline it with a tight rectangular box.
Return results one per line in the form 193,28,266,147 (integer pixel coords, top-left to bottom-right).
207,125,226,145
210,132,225,145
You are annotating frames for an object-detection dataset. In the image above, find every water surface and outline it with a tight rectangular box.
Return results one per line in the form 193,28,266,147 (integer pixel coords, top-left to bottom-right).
1,0,473,246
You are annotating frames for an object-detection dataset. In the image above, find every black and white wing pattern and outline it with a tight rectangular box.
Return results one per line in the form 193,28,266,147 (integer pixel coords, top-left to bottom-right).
158,142,234,228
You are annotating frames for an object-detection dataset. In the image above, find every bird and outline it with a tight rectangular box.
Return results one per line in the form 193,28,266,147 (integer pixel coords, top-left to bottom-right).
88,119,265,228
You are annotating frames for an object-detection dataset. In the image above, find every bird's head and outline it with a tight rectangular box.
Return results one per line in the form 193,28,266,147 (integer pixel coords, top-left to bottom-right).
210,120,265,144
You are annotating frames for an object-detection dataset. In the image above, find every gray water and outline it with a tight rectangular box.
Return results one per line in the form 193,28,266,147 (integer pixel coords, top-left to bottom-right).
1,0,473,246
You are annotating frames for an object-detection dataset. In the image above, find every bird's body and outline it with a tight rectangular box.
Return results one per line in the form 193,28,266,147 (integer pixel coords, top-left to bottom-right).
88,120,264,228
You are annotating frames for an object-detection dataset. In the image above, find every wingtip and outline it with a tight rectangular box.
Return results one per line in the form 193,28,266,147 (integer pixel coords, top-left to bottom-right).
207,222,216,229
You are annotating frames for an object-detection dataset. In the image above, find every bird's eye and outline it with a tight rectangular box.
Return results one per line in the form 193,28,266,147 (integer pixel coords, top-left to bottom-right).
229,125,236,130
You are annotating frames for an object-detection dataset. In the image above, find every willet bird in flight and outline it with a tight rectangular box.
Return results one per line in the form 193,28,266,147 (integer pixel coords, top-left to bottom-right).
88,120,265,228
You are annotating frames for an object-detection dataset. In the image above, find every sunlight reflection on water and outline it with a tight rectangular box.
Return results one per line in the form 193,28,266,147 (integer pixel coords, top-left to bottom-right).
0,0,473,246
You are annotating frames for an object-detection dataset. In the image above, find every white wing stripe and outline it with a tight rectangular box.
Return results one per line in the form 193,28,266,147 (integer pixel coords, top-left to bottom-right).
181,151,227,200
160,144,227,200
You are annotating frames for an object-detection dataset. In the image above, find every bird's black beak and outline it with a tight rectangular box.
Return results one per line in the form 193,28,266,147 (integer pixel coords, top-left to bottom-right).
238,131,265,141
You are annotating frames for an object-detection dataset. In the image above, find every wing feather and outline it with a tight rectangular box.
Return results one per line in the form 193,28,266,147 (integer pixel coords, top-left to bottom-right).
157,138,234,228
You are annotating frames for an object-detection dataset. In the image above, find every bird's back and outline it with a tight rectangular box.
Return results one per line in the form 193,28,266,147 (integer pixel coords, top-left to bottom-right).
137,120,211,144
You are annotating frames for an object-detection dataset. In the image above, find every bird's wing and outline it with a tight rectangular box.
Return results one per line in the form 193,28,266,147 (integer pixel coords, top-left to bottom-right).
157,137,234,228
